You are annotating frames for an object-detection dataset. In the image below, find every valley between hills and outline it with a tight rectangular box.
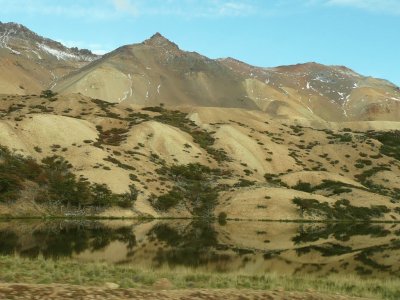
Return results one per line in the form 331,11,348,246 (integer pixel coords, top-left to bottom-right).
0,22,400,221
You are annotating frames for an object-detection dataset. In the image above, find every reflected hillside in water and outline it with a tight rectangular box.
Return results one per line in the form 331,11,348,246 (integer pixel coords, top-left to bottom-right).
1,219,400,277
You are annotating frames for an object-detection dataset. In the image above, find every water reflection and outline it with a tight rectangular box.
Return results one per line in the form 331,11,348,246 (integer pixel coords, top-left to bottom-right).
1,220,400,277
149,221,230,267
0,221,136,259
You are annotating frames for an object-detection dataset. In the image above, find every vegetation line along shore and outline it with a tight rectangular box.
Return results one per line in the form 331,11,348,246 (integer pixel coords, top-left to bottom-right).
0,256,399,299
1,216,400,224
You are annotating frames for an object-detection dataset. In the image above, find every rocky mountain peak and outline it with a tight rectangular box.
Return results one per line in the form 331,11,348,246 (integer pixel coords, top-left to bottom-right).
144,32,179,49
0,22,98,62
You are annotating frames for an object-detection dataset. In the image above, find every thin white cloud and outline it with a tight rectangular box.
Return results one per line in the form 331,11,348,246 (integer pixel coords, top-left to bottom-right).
0,0,116,20
215,2,256,17
0,0,268,19
112,0,138,16
0,0,287,19
325,0,400,15
2,0,399,20
109,0,262,18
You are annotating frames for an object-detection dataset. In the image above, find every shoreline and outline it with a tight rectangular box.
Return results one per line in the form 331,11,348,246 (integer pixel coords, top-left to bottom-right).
1,215,400,224
0,256,398,299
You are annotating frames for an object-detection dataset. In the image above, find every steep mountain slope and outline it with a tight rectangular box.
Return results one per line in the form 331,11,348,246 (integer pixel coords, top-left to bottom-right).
221,59,400,122
0,23,398,123
0,22,99,95
53,33,400,122
54,33,258,111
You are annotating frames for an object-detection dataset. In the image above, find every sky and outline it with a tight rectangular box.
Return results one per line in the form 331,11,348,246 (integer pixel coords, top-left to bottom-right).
0,0,399,86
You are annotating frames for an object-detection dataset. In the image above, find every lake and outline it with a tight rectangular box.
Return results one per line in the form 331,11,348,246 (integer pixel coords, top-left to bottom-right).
1,219,399,278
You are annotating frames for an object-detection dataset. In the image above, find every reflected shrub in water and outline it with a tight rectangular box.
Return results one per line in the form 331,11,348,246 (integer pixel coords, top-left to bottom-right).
293,223,390,244
148,222,228,267
296,243,353,257
0,222,136,259
0,230,19,255
218,212,227,225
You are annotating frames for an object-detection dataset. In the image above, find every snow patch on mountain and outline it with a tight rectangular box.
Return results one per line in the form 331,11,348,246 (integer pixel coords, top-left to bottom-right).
37,43,80,61
0,28,20,55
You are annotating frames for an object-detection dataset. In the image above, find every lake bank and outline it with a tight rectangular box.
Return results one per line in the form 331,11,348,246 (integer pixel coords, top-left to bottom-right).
0,256,398,299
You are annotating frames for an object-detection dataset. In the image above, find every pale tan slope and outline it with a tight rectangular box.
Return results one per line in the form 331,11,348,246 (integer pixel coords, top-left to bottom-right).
124,121,209,166
0,114,133,195
216,186,397,221
279,171,364,188
0,114,98,153
0,114,127,192
212,124,297,178
0,94,400,220
53,65,132,103
332,121,400,131
0,50,50,94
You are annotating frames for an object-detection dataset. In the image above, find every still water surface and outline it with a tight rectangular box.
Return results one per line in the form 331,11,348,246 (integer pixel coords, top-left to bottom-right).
1,219,399,277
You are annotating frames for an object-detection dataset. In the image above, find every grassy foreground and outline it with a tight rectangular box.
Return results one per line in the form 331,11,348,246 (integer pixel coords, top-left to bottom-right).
0,256,399,299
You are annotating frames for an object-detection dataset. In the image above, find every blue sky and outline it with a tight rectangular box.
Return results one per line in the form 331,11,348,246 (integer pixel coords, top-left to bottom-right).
0,0,399,86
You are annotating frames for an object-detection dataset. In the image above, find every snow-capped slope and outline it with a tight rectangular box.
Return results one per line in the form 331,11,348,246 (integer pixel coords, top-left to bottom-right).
0,22,99,94
0,22,98,62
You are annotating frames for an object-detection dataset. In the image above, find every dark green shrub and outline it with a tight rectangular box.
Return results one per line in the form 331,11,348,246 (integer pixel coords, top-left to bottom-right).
0,173,23,203
40,90,58,99
152,163,220,216
292,197,390,220
292,181,313,193
234,179,255,187
154,187,183,211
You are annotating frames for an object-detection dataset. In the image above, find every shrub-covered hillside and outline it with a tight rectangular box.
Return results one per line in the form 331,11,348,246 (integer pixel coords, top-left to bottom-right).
0,146,137,210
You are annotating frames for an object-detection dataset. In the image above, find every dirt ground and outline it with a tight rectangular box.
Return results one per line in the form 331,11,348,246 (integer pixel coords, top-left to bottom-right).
0,284,373,300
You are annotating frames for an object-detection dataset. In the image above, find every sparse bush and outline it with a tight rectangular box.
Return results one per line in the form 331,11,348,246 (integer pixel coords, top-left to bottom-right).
152,163,220,216
153,187,183,211
292,197,390,220
40,90,57,99
292,181,313,193
234,179,255,188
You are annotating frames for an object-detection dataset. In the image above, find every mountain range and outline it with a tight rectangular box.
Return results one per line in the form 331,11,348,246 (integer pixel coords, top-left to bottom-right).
0,22,400,221
1,22,399,122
